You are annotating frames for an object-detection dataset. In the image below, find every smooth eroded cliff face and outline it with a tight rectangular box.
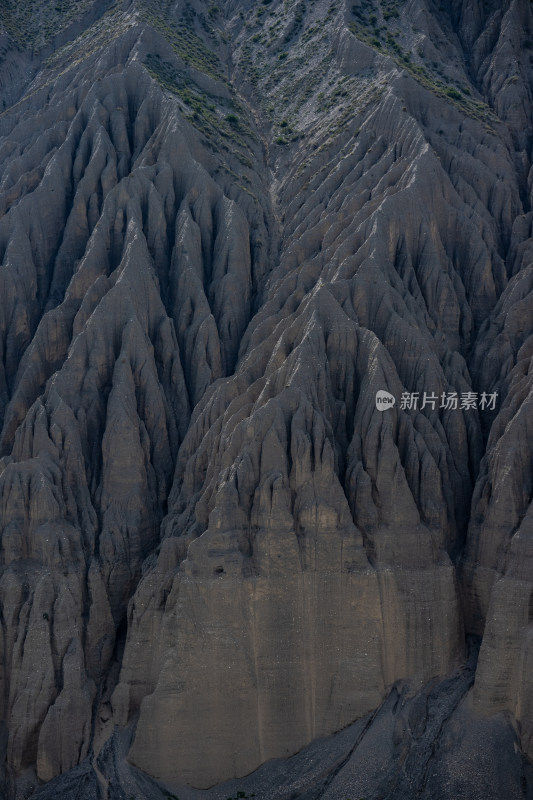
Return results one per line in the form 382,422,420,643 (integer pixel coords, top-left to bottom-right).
0,0,532,796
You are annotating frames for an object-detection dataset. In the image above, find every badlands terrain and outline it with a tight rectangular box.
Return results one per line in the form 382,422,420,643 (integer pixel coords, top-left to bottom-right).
0,0,532,797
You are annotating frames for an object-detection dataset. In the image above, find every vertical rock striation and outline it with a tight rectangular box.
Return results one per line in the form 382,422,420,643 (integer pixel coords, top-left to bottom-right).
0,0,531,796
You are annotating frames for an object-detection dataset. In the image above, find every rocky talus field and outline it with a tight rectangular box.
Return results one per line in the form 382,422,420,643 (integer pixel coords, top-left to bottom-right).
0,0,532,797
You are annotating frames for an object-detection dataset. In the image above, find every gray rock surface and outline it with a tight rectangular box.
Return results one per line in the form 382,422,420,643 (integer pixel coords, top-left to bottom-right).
0,0,531,796
28,647,533,800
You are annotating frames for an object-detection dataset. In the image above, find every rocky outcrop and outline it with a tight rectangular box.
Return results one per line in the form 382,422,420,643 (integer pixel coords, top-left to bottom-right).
28,648,533,800
0,0,532,796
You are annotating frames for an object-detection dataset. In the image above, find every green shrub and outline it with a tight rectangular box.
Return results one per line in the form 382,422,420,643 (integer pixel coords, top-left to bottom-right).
445,87,462,100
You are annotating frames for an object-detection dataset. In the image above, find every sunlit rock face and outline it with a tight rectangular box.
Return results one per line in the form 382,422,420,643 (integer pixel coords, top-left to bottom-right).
0,0,532,797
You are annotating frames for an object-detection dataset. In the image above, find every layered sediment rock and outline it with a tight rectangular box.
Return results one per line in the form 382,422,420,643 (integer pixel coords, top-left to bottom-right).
0,0,531,796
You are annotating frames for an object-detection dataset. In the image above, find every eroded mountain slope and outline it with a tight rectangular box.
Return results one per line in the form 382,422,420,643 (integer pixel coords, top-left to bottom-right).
0,0,531,797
